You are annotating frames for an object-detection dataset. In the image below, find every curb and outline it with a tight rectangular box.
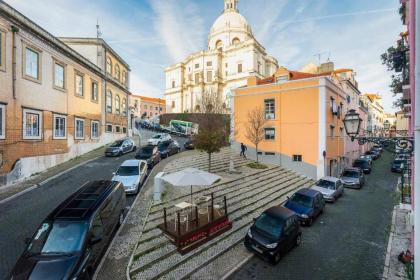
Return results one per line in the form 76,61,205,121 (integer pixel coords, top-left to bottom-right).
220,254,253,280
0,155,102,205
382,205,397,280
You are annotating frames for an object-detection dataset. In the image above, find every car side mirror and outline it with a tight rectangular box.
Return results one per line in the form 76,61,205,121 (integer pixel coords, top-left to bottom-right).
253,217,257,222
24,237,31,245
89,235,102,245
112,172,116,176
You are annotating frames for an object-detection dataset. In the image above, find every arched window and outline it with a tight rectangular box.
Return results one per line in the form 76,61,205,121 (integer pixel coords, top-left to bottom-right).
115,64,120,81
122,70,127,85
232,38,240,46
122,97,127,115
106,91,112,113
195,105,201,112
106,57,112,74
215,40,223,50
115,95,120,114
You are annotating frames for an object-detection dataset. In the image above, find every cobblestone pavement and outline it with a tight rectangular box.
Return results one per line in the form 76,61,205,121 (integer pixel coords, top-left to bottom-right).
0,129,187,279
230,151,399,280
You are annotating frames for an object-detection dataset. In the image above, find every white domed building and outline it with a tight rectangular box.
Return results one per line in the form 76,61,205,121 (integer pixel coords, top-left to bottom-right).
164,0,278,113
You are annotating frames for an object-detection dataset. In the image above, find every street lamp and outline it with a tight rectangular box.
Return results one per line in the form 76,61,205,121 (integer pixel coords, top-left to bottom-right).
343,109,361,141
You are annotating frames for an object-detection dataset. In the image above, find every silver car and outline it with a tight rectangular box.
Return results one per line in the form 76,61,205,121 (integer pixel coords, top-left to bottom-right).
311,176,344,202
340,168,365,189
112,160,148,194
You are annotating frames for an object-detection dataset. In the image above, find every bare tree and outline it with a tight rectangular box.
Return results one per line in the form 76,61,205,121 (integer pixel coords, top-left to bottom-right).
194,89,228,171
245,106,267,163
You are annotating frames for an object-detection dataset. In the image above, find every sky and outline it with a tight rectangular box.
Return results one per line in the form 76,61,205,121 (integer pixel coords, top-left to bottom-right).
6,0,403,112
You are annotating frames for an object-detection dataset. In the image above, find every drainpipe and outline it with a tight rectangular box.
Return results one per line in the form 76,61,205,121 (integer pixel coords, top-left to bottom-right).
11,25,19,99
414,0,419,278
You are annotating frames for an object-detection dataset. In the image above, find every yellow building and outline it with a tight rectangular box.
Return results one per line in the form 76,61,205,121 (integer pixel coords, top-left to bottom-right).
233,67,347,179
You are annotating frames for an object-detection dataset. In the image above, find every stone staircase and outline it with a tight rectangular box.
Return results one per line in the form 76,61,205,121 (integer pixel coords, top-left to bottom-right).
128,163,314,280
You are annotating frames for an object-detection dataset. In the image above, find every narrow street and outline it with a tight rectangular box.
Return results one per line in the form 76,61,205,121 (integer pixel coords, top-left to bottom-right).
0,130,187,279
231,151,399,280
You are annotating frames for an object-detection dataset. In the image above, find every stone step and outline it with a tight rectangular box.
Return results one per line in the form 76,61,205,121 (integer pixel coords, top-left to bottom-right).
163,156,250,174
146,168,289,223
150,166,282,212
133,174,302,264
130,177,311,280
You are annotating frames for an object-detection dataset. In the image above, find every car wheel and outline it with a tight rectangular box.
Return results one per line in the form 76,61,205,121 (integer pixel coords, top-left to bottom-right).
306,218,313,226
135,184,140,195
118,212,124,227
295,234,302,247
118,150,123,156
133,146,137,152
272,252,281,265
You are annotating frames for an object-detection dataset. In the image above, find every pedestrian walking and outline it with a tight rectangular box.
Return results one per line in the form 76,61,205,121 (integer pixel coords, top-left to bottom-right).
240,143,247,158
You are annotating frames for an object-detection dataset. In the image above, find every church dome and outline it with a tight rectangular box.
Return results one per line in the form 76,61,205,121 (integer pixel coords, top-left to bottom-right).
208,0,253,50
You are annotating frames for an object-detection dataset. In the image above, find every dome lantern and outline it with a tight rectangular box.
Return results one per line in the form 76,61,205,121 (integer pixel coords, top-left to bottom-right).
224,0,238,12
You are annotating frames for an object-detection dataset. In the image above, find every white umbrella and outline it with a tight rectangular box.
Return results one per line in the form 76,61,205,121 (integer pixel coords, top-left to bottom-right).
162,168,221,205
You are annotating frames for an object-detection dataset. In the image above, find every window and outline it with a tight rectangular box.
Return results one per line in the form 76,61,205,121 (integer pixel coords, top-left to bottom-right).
24,47,41,81
293,155,302,162
264,99,275,119
0,104,5,139
23,109,42,140
237,63,243,73
0,31,5,71
144,104,148,110
155,107,158,111
264,128,275,140
53,62,65,89
106,124,113,132
172,101,175,108
106,57,112,74
232,38,240,46
172,80,176,88
265,152,275,156
91,81,98,102
53,114,66,139
115,126,121,133
195,63,199,69
207,71,212,82
195,73,200,85
115,64,120,81
216,40,222,50
115,95,120,114
160,107,163,112
75,118,85,139
122,127,127,134
207,61,212,67
276,75,288,83
106,91,112,113
91,120,99,139
330,125,335,138
122,98,127,115
75,73,84,97
122,70,127,85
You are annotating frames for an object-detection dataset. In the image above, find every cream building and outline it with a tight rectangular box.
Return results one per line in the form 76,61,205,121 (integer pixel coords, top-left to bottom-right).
165,0,278,113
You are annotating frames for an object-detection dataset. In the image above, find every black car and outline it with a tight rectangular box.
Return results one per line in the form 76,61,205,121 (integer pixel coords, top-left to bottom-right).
353,159,372,174
158,140,180,158
284,188,325,226
365,150,379,160
135,145,161,168
245,206,301,264
184,139,195,150
105,138,136,157
391,159,405,173
10,181,126,280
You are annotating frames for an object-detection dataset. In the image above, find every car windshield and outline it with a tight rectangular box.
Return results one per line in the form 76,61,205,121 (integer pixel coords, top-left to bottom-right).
152,135,162,139
138,147,153,159
354,161,368,167
158,142,171,151
28,222,87,255
290,193,313,208
316,179,336,190
110,140,124,147
394,160,404,165
343,170,359,177
116,165,139,176
254,212,284,238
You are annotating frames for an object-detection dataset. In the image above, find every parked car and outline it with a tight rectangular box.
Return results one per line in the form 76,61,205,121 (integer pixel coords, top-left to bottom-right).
158,140,180,158
135,145,161,168
112,160,148,194
370,148,381,159
340,167,364,189
364,150,379,160
147,133,171,146
10,181,126,280
353,159,372,174
372,145,383,152
105,138,136,157
359,154,373,165
244,206,301,264
391,159,406,173
184,139,195,150
284,188,325,226
311,176,344,203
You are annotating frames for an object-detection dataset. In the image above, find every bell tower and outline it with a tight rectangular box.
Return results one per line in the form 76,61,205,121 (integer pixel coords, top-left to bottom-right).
224,0,238,12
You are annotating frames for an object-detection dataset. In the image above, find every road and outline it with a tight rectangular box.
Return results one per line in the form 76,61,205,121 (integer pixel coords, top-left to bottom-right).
0,129,188,279
230,151,399,280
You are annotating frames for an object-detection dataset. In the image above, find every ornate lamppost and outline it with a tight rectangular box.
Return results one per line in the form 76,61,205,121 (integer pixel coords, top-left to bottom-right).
343,109,414,154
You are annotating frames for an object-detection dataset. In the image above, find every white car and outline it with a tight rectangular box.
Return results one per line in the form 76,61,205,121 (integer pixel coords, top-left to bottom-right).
147,133,171,146
311,176,344,202
112,160,148,194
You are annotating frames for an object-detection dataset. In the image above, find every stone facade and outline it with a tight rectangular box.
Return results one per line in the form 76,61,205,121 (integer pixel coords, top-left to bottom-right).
164,0,278,113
